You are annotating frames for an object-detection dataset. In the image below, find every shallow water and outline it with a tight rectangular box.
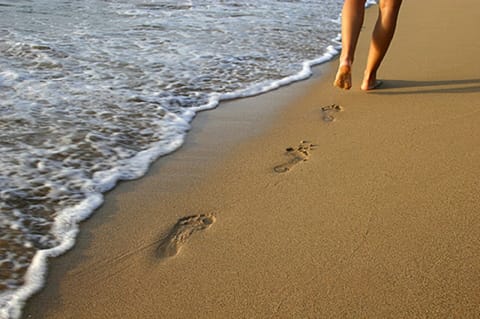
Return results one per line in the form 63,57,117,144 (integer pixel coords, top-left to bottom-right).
0,0,346,317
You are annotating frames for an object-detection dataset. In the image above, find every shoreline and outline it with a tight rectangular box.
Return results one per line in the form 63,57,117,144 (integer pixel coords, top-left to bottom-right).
22,1,480,318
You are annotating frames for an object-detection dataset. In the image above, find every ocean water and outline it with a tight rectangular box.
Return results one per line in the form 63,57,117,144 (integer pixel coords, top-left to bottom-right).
0,0,377,317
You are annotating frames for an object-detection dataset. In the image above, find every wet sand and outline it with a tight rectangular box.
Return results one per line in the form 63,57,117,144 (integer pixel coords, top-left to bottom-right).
22,0,480,318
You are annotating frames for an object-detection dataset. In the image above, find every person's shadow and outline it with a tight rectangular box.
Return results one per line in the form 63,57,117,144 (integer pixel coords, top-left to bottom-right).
371,78,480,95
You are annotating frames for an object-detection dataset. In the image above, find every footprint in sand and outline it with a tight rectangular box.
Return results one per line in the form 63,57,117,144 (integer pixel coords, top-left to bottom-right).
274,141,317,173
157,214,216,259
321,104,343,122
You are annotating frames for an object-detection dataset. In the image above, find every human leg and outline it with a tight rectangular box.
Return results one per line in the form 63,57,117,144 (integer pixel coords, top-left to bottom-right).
361,0,402,90
334,0,367,90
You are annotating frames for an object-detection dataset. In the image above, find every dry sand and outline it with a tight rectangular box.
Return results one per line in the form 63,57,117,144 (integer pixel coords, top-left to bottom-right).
23,0,480,318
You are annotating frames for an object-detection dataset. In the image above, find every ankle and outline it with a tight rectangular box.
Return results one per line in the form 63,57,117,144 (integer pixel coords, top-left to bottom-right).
339,56,353,67
363,70,376,83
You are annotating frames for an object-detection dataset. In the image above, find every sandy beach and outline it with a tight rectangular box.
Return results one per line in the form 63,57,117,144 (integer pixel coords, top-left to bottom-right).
22,0,480,318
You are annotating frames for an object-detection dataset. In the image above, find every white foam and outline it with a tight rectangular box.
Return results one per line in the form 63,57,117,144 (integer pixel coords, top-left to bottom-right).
0,192,104,319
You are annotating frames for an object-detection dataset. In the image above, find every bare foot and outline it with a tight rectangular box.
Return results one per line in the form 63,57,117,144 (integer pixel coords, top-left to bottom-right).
333,64,352,90
361,74,383,91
